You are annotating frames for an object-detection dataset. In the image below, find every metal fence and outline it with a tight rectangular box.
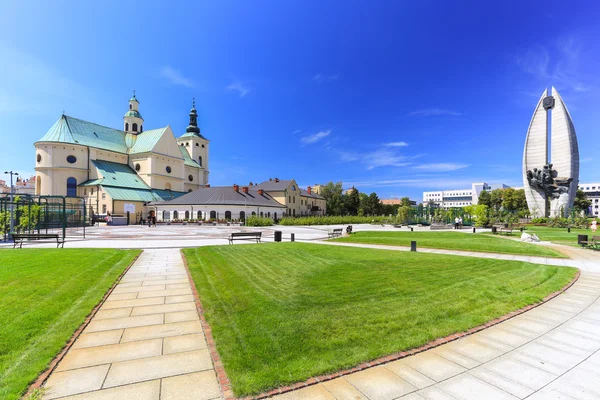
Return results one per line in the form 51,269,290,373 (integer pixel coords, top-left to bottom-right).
0,194,87,241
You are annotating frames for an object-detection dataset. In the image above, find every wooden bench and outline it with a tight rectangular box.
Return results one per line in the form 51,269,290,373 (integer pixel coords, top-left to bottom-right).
580,236,600,250
498,227,513,235
328,228,343,238
228,232,261,244
12,233,65,249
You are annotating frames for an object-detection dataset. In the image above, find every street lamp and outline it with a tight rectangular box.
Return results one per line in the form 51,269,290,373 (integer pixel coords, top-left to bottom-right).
4,171,18,239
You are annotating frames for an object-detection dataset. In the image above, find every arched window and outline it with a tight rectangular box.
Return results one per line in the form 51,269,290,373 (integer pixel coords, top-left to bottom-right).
252,211,256,216
210,210,217,220
129,104,132,110
260,212,264,217
225,211,232,220
162,210,170,220
239,211,245,220
125,122,129,131
140,125,143,132
132,123,138,132
173,210,179,220
66,177,77,197
274,212,277,220
198,156,203,167
185,210,190,220
135,163,140,171
268,212,271,217
197,210,202,220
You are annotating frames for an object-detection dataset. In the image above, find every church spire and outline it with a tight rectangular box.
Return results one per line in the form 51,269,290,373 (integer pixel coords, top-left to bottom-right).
186,98,201,135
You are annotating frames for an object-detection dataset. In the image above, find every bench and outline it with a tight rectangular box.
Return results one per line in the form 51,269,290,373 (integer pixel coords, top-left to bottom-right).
12,233,65,249
228,232,261,244
580,236,600,250
498,227,513,235
328,228,343,238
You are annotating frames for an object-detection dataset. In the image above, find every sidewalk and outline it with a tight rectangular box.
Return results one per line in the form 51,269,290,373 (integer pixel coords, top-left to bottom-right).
42,248,221,400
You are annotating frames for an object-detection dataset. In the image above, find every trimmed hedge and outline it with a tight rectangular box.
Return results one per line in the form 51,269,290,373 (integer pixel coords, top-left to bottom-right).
246,216,273,227
279,216,388,226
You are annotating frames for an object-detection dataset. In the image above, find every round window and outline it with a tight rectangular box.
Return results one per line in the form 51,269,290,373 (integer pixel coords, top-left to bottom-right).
188,175,193,182
67,155,77,164
166,166,172,174
195,143,199,147
36,154,41,163
135,163,141,171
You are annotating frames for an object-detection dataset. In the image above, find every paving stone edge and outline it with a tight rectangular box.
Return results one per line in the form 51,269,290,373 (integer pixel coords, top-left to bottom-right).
181,248,581,400
24,250,143,398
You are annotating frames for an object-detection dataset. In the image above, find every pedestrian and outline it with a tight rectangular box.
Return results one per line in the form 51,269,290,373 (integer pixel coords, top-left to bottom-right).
459,217,463,229
148,216,152,227
454,216,459,229
152,216,157,227
592,219,598,233
107,212,112,226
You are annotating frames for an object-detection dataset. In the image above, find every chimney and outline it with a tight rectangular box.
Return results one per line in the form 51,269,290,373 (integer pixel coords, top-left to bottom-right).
269,178,272,181
275,178,279,182
242,186,249,193
307,186,312,194
249,182,253,186
258,189,264,196
233,184,239,192
205,184,210,188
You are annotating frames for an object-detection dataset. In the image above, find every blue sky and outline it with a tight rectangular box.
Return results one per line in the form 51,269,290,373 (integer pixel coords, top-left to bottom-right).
1,1,599,200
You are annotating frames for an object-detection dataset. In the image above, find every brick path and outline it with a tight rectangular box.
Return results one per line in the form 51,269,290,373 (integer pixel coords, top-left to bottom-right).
42,248,220,400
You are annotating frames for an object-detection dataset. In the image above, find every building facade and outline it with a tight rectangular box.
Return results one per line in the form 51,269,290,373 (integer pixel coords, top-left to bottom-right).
423,183,509,208
252,178,326,217
34,95,209,222
579,183,600,217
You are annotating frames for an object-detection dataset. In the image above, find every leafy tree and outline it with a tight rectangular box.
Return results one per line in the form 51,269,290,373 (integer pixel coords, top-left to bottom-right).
477,190,491,207
490,189,504,211
320,181,344,216
367,192,382,215
574,189,592,213
515,189,528,211
400,197,412,207
397,206,411,224
343,187,360,215
358,193,369,215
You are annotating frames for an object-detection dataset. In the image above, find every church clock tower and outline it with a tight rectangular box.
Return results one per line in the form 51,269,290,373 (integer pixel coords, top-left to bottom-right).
177,99,210,185
123,92,144,134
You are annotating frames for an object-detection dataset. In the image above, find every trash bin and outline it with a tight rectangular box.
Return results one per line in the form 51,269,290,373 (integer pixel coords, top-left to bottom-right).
411,241,417,252
578,234,588,245
491,226,497,234
274,231,282,242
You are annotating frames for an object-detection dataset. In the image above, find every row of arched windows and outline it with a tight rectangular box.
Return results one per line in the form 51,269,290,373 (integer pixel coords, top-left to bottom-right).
158,210,279,221
125,122,142,132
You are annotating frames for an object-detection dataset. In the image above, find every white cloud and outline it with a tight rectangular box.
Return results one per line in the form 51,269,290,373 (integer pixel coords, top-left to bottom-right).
412,163,469,172
292,129,302,135
159,66,194,87
301,130,331,145
313,73,340,82
338,149,413,170
344,178,475,189
384,141,409,147
226,81,251,98
409,109,462,117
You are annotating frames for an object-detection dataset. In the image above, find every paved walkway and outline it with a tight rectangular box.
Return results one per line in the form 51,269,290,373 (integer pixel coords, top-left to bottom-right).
42,248,220,400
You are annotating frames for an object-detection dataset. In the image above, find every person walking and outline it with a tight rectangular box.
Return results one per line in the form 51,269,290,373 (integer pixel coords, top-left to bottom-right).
454,216,459,229
592,219,598,233
152,216,157,227
458,216,463,229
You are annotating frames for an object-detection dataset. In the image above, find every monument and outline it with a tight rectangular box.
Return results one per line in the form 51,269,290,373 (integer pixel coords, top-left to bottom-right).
523,87,579,217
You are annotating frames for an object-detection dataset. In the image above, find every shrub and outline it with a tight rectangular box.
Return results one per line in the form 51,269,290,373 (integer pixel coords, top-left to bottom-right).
279,216,388,226
531,217,548,224
246,216,273,227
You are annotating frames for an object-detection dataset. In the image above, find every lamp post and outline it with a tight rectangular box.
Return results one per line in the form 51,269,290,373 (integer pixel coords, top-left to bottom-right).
4,171,18,239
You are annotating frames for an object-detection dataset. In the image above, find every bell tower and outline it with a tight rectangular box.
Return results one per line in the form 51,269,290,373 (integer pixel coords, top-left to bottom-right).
124,91,144,134
176,99,210,186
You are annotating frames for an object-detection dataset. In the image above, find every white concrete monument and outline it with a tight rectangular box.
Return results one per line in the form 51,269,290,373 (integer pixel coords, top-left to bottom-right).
522,87,579,217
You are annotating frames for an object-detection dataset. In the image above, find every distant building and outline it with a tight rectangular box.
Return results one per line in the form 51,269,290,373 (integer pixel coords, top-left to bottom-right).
252,178,326,217
0,176,36,195
344,187,357,195
579,182,600,216
423,182,510,208
312,184,324,195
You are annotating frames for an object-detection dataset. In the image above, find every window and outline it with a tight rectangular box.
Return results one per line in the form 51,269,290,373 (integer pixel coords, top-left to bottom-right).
129,104,132,110
66,177,77,197
102,193,106,200
132,123,138,132
202,144,205,148
163,210,170,220
91,188,94,195
84,188,87,195
239,211,245,220
252,211,256,216
260,212,264,217
181,143,184,146
225,211,232,220
185,210,190,220
102,204,107,213
186,142,189,146
188,189,192,192
293,209,296,216
198,156,202,167
125,122,129,131
173,211,179,219
293,197,295,203
140,125,143,133
197,210,202,219
292,185,296,191
166,166,172,174
67,155,77,164
289,196,291,203
210,210,217,219
135,163,140,171
268,212,271,217
196,143,199,147
188,175,193,182
36,154,41,163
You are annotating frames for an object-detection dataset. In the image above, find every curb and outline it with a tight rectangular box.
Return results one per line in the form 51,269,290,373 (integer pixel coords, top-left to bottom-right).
24,250,143,398
181,249,581,400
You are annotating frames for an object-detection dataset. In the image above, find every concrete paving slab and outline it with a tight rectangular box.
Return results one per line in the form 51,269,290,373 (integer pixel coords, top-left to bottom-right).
56,380,160,400
344,366,417,400
161,371,221,400
44,364,110,399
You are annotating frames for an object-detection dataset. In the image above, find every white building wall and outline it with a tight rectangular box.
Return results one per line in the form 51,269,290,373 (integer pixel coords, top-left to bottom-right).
153,204,287,222
579,182,600,217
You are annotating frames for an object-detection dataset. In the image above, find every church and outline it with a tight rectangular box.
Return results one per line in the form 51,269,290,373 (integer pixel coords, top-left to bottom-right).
34,94,209,221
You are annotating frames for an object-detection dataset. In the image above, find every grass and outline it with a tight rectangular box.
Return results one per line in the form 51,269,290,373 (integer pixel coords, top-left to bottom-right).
522,226,598,247
183,243,576,396
333,231,566,258
0,248,140,400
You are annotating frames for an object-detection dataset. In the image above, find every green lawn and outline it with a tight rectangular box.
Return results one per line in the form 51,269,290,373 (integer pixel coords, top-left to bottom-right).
183,243,576,396
333,231,566,258
523,226,598,247
0,249,140,400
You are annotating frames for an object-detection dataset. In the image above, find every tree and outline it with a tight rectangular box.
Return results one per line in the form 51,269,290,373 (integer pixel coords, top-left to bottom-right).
574,189,592,213
501,188,518,211
320,181,344,216
397,206,410,224
343,187,360,215
367,192,382,215
358,193,369,214
477,190,491,207
490,189,504,211
400,197,412,207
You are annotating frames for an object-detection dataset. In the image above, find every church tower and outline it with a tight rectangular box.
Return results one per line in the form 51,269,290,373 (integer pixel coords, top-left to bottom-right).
123,92,144,134
177,99,210,186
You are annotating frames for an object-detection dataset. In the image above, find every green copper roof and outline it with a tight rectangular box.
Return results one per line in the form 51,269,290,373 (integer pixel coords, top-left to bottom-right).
129,127,168,154
180,131,207,140
90,160,150,189
38,115,129,153
124,110,143,119
178,146,201,168
130,95,139,103
101,186,186,202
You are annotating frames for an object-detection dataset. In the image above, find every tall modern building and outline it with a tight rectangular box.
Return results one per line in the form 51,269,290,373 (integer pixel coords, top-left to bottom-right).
523,87,579,217
578,183,600,217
